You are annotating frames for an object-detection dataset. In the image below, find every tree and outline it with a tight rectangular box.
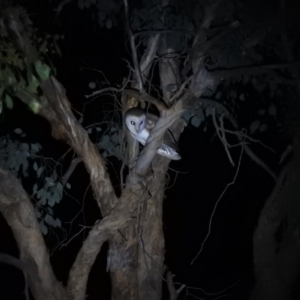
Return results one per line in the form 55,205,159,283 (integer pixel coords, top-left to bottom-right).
0,0,300,299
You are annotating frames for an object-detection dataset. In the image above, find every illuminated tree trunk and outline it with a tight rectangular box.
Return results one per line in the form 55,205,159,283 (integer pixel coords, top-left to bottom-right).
108,158,168,300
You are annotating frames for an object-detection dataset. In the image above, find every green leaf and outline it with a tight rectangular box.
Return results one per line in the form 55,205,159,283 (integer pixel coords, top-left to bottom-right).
32,183,38,195
37,166,43,178
4,94,13,109
26,72,39,93
53,190,61,204
22,159,29,177
196,108,205,122
55,218,62,227
250,120,260,134
78,0,85,10
14,128,22,134
191,116,201,127
34,61,51,81
105,18,113,29
48,196,55,207
28,98,41,114
259,123,267,132
37,188,44,199
31,143,41,152
268,105,277,116
39,220,48,235
85,0,92,8
98,135,110,148
111,133,119,144
21,143,29,151
239,93,245,101
34,208,41,218
45,214,54,226
5,72,16,86
56,182,63,194
182,110,192,122
38,195,47,206
22,150,30,157
89,82,96,89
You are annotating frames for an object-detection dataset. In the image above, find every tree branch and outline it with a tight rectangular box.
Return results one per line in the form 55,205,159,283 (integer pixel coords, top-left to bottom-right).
123,0,144,93
0,168,69,300
61,157,82,186
68,176,147,300
40,76,118,215
0,254,29,300
135,95,188,175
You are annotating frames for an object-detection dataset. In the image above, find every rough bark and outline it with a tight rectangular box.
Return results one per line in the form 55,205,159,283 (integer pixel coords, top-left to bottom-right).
0,168,70,300
251,135,300,300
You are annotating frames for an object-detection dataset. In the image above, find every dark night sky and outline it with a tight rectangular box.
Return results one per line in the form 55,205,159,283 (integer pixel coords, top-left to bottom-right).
0,1,291,299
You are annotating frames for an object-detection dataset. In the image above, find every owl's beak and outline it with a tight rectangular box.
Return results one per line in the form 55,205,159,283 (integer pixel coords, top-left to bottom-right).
136,125,143,134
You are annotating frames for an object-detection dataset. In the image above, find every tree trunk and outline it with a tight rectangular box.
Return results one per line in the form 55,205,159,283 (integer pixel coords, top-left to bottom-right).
108,157,169,300
251,134,300,300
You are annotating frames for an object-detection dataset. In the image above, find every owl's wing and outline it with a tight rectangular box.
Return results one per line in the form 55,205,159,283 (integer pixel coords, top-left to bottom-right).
146,112,178,146
145,112,181,160
158,143,181,160
145,113,158,130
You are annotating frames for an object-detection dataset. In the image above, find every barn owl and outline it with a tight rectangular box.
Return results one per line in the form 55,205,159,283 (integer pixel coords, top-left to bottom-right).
124,108,181,160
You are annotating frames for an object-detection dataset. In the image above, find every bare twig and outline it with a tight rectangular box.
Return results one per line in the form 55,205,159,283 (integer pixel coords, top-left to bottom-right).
196,98,277,180
191,138,245,264
212,108,235,166
243,145,277,181
85,87,124,99
169,76,193,103
53,0,72,16
61,157,82,185
123,0,144,92
166,271,179,300
224,115,277,181
133,29,195,38
60,227,86,248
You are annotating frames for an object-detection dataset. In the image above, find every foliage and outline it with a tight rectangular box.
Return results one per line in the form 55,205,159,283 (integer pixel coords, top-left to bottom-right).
0,7,62,114
0,129,62,235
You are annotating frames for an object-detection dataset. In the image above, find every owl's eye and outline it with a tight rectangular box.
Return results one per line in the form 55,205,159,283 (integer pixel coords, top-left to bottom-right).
140,121,143,125
130,121,135,125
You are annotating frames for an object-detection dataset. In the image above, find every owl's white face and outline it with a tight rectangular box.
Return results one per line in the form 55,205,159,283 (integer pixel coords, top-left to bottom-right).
124,107,181,160
125,108,147,135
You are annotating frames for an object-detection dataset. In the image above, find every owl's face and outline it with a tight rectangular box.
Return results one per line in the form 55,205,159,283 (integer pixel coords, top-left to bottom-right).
125,108,147,135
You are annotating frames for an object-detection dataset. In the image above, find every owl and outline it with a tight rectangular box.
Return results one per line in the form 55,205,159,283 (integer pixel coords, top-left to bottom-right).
124,108,181,160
